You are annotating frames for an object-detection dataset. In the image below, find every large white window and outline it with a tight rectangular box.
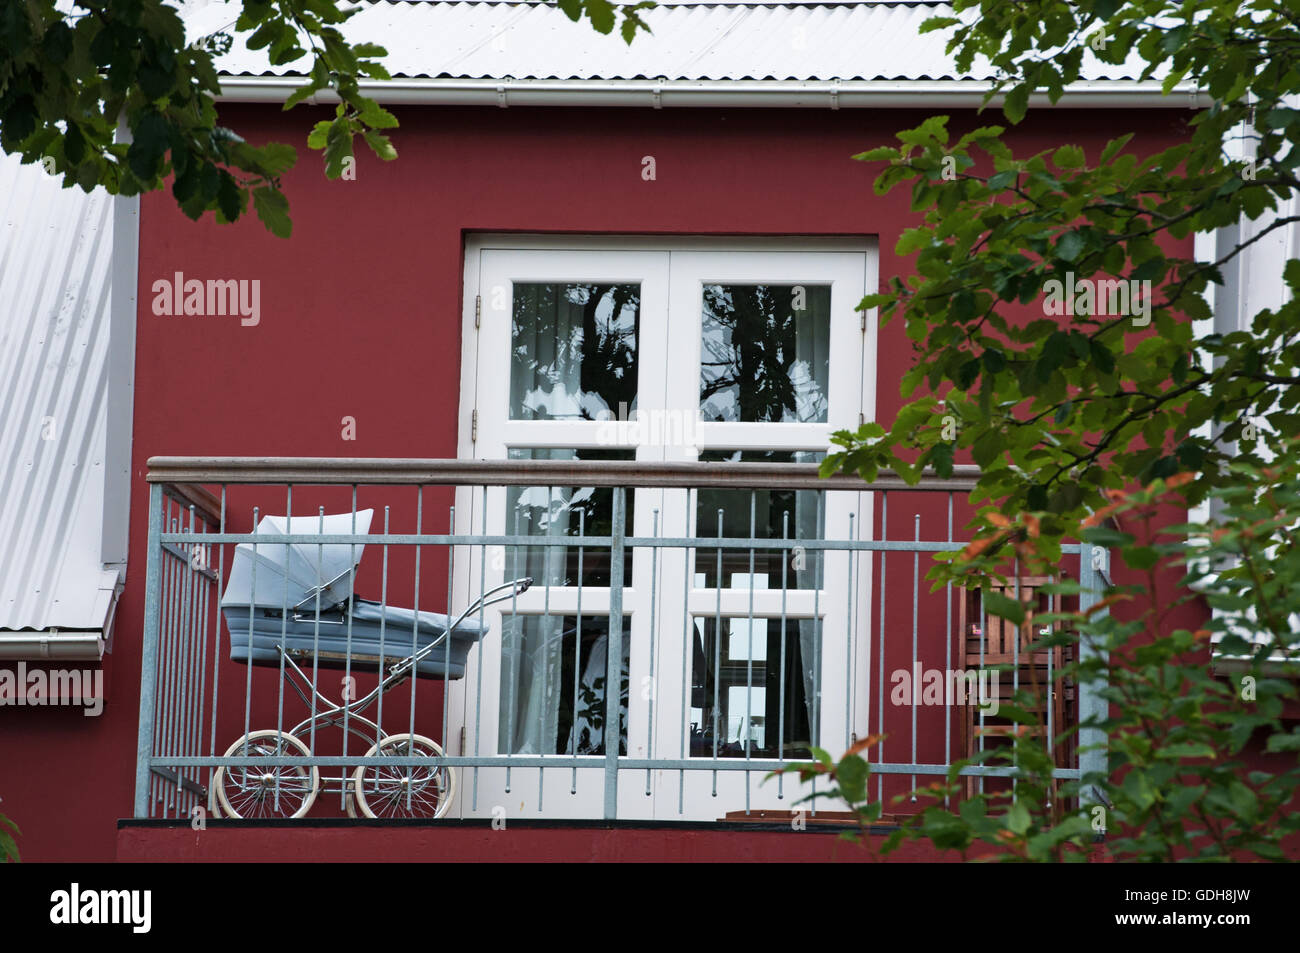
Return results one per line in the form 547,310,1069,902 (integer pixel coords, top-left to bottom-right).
450,237,878,820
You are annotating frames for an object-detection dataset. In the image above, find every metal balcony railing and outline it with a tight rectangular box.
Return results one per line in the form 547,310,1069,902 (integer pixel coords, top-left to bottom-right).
133,457,1107,823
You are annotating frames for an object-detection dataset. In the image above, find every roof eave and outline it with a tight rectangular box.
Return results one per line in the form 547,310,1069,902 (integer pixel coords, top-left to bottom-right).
216,76,1210,109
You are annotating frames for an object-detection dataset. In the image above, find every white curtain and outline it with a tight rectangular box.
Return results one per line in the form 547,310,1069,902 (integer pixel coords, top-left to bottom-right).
499,462,573,754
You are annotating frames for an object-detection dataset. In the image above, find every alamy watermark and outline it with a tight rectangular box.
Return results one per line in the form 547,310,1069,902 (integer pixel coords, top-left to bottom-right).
595,402,698,451
1042,272,1151,327
890,664,1000,715
50,883,151,933
0,662,103,716
151,272,261,326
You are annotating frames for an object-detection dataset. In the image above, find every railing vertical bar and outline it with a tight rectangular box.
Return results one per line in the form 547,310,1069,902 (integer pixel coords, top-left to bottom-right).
603,486,626,820
778,510,789,801
472,489,487,810
206,485,227,805
377,506,391,750
811,491,824,814
153,508,170,814
572,508,585,796
443,502,455,790
407,487,423,812
1012,558,1020,799
744,491,756,814
274,488,298,813
645,508,659,797
187,507,207,816
241,505,260,801
944,491,953,810
176,504,198,816
910,513,919,799
340,487,358,810
160,512,182,816
133,483,165,818
192,513,212,816
711,508,723,796
192,515,210,816
505,505,522,793
876,490,887,803
846,511,855,759
538,483,555,813
679,491,692,816
1047,578,1056,810
978,582,986,796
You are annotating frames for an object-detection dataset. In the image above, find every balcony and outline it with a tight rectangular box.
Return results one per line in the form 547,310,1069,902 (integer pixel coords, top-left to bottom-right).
133,457,1106,827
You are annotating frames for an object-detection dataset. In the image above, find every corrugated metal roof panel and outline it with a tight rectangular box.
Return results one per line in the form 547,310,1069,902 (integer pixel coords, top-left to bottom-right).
0,152,121,635
181,0,1150,83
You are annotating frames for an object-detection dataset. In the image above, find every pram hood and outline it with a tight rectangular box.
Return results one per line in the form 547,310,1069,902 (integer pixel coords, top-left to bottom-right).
220,509,374,610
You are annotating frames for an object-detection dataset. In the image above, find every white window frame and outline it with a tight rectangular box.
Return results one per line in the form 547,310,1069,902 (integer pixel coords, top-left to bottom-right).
449,235,879,820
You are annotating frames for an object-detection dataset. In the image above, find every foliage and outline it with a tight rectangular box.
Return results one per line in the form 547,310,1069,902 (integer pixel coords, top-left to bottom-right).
782,0,1300,860
777,460,1300,860
0,810,18,862
0,0,654,235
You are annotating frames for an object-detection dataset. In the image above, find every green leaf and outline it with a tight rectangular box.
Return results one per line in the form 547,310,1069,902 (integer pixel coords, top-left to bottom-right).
127,111,170,181
216,172,243,222
362,130,397,161
252,186,292,238
283,81,322,111
1003,84,1030,124
1057,230,1084,262
836,753,870,804
1005,799,1031,835
971,430,1003,468
585,0,616,33
1052,144,1085,169
987,169,1018,190
984,590,1026,626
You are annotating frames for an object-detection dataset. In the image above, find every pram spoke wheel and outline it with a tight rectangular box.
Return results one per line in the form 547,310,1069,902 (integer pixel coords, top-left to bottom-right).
214,730,320,819
352,733,456,819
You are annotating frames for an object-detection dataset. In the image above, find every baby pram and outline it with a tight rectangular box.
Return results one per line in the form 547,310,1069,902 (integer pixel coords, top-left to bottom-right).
213,509,529,819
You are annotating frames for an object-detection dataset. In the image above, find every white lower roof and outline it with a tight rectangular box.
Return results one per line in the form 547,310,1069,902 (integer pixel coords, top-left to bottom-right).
0,152,121,640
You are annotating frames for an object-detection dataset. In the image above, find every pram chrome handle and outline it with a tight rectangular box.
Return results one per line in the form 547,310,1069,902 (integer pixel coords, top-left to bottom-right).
383,577,533,682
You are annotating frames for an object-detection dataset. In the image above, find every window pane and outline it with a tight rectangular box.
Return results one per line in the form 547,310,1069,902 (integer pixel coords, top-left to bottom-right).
695,449,824,590
699,284,830,423
499,615,629,755
505,448,635,588
690,617,814,758
511,283,640,420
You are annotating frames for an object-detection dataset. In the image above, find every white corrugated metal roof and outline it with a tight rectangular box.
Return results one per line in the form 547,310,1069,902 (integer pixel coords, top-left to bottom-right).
0,152,121,638
181,0,1151,83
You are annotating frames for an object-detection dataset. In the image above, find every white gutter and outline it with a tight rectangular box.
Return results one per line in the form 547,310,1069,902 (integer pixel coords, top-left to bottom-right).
0,632,106,661
217,76,1210,109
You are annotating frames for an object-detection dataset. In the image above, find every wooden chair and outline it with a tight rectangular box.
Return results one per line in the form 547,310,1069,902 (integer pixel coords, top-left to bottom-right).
957,576,1073,803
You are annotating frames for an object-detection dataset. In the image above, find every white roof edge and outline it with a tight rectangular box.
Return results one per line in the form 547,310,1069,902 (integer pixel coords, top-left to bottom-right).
217,76,1210,108
0,632,107,661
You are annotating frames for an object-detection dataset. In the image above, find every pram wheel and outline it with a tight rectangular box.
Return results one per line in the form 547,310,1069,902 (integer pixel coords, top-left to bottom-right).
214,730,320,819
351,733,456,819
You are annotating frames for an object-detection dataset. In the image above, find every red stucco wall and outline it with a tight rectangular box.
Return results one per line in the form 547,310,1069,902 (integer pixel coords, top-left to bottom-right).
0,103,1208,862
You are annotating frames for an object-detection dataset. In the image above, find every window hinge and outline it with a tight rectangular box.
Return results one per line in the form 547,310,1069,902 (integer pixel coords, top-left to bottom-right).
459,726,467,755
861,309,867,331
859,412,865,428
474,295,481,329
471,408,478,443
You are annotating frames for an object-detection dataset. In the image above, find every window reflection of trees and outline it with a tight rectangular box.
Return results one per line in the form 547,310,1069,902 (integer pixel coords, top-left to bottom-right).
700,284,830,424
510,283,640,421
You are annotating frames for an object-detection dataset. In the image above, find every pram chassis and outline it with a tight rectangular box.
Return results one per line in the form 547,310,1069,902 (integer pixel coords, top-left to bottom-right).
213,577,531,820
